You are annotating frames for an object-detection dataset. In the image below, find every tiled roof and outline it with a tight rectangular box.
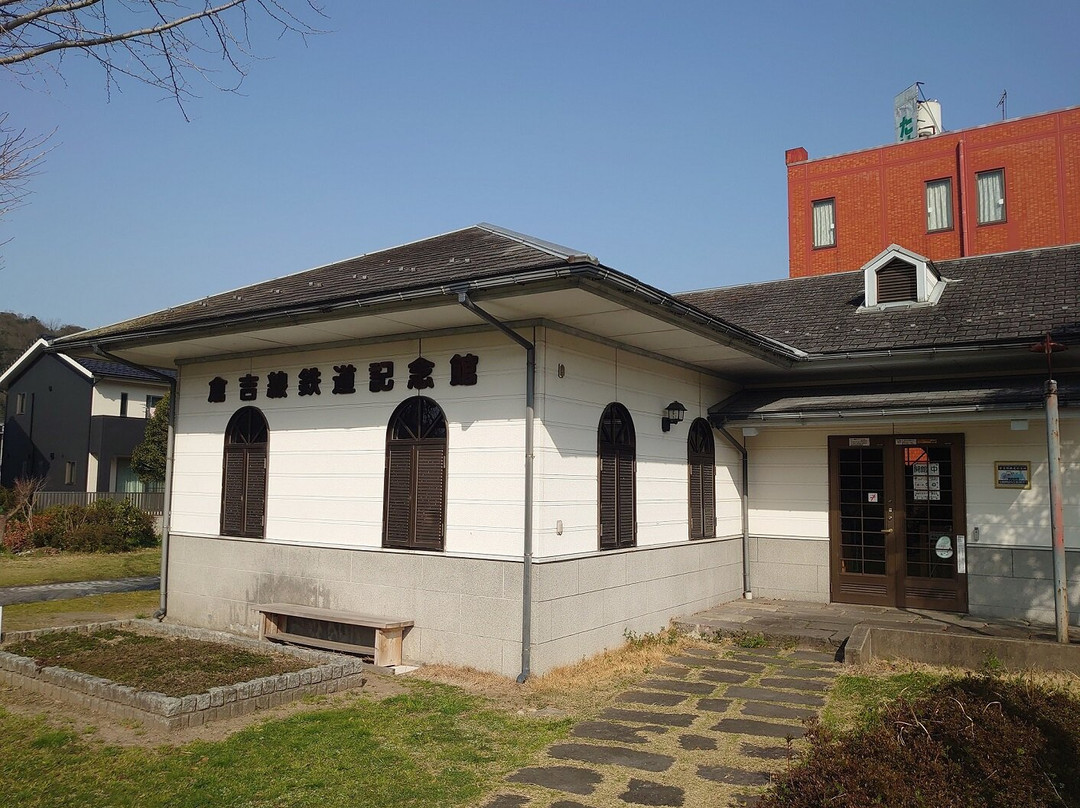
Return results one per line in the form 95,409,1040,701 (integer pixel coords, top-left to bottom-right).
711,377,1077,422
74,358,175,383
60,225,583,343
679,245,1080,354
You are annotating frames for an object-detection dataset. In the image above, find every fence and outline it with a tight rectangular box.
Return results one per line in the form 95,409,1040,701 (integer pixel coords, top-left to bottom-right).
32,491,165,515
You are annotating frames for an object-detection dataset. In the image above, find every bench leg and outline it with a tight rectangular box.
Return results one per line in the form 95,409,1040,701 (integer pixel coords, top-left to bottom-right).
374,627,404,667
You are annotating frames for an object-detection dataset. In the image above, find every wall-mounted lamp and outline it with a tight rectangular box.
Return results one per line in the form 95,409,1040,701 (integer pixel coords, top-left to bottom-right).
661,401,686,433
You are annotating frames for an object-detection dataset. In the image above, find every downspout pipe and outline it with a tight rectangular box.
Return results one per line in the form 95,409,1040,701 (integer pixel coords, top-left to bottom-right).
91,346,177,621
456,293,536,682
716,425,752,599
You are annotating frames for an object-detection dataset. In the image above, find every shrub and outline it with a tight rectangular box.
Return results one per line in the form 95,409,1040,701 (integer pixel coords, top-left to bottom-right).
0,485,14,515
760,675,1080,808
1,499,157,553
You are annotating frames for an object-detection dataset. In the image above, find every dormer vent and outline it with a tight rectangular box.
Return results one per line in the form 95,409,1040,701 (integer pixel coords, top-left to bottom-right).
861,245,945,310
875,258,918,303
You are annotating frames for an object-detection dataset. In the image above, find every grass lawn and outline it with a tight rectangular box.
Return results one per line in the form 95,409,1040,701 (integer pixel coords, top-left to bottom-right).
0,681,570,808
0,590,160,633
0,547,161,587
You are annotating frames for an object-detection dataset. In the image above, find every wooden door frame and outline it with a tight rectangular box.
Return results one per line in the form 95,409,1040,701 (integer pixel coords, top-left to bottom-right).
828,432,968,612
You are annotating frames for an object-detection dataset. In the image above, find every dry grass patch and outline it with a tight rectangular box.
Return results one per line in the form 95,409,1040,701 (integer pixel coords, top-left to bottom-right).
0,590,159,632
416,628,713,717
4,627,309,697
0,547,161,587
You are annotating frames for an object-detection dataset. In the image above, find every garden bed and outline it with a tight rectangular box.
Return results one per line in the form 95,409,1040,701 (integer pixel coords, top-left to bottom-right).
0,620,369,730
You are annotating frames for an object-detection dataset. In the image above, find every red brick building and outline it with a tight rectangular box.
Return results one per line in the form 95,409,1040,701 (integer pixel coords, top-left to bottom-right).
786,106,1080,277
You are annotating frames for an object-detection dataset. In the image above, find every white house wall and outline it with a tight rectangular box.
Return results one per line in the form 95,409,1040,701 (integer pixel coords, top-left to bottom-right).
91,379,167,418
164,324,751,675
743,416,1079,625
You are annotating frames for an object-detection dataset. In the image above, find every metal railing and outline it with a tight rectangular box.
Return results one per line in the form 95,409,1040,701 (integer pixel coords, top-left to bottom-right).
32,490,165,515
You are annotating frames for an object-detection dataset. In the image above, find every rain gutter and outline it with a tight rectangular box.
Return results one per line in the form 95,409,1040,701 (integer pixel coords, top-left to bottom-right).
455,293,536,683
715,426,752,599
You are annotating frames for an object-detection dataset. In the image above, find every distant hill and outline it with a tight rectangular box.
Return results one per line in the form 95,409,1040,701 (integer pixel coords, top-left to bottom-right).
0,311,84,412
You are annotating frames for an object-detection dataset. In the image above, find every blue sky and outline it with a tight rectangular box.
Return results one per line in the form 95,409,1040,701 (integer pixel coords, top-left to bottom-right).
3,1,1078,329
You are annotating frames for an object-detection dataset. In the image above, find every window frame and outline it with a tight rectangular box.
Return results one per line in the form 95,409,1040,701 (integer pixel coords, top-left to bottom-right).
15,392,27,415
812,198,836,249
220,406,269,539
146,394,163,415
687,418,716,540
597,402,636,550
64,461,76,486
383,396,448,552
975,168,1007,225
120,392,129,417
924,177,954,233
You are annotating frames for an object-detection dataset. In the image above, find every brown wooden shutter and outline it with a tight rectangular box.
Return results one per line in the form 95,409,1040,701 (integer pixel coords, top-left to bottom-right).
413,443,446,549
222,448,245,536
384,442,414,548
616,451,635,547
876,259,918,303
243,450,267,537
599,448,618,549
701,458,716,538
689,462,704,538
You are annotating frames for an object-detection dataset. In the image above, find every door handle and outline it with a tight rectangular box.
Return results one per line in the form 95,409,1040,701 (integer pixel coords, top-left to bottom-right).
881,529,894,534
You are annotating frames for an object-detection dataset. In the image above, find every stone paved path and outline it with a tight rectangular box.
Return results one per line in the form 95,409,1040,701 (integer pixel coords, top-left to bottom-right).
0,576,160,606
483,645,839,807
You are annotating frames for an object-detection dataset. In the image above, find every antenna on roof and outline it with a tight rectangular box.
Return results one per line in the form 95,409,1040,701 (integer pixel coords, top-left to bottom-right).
997,89,1008,120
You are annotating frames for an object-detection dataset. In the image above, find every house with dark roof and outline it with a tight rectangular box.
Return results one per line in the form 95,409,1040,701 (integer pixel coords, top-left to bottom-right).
0,339,173,493
50,226,1079,675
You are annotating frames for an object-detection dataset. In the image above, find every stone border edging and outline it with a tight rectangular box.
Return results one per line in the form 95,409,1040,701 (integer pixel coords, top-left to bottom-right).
0,619,370,730
844,623,1080,674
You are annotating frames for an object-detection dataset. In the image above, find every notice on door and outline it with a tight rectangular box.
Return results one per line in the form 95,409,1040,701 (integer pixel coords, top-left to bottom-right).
912,461,941,501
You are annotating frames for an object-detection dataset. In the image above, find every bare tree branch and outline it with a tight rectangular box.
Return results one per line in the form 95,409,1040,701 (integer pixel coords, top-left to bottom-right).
0,112,52,217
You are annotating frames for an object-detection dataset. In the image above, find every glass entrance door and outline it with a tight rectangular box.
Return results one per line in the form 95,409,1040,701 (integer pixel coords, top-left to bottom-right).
829,434,967,611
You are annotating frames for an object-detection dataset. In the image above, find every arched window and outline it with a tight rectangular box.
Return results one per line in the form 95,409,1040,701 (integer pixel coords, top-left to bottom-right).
221,406,268,539
384,396,447,551
598,402,635,550
688,418,716,539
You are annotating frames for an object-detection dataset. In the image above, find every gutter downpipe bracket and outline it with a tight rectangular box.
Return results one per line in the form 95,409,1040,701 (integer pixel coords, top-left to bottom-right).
456,293,536,681
91,345,176,621
716,425,752,599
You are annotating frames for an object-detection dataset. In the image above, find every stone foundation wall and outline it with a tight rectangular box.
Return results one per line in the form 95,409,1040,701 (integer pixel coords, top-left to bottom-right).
968,546,1080,626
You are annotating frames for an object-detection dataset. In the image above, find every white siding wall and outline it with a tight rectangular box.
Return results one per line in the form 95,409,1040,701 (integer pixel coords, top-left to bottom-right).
534,329,741,558
171,332,527,556
744,416,1080,550
91,379,167,418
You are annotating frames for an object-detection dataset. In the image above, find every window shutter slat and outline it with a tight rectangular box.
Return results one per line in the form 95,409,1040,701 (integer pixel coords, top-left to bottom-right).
413,443,446,549
689,463,704,538
384,442,414,548
599,449,618,549
243,450,267,537
222,449,245,535
702,459,716,538
616,452,635,547
876,259,918,303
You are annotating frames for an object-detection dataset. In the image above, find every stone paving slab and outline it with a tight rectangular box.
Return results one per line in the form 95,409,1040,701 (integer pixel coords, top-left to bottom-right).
724,686,825,707
772,666,834,679
549,743,675,773
650,665,690,677
638,678,716,695
571,721,664,744
713,718,806,738
599,708,697,727
615,690,689,707
481,795,530,808
697,698,733,713
760,677,830,692
789,649,840,663
506,766,602,795
697,765,772,786
741,743,796,761
700,659,766,674
550,802,591,808
677,734,717,750
699,669,752,685
741,701,816,721
619,778,685,806
0,575,160,606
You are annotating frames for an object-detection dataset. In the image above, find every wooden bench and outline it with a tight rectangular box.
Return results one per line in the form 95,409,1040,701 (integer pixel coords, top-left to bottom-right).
257,603,413,667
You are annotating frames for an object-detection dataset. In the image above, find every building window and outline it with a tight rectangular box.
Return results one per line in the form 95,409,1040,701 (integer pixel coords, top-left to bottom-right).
120,392,129,417
598,402,636,550
384,396,448,551
687,419,716,539
15,392,27,415
221,406,269,539
812,198,836,248
976,169,1006,224
146,395,163,415
64,461,76,485
925,178,953,232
